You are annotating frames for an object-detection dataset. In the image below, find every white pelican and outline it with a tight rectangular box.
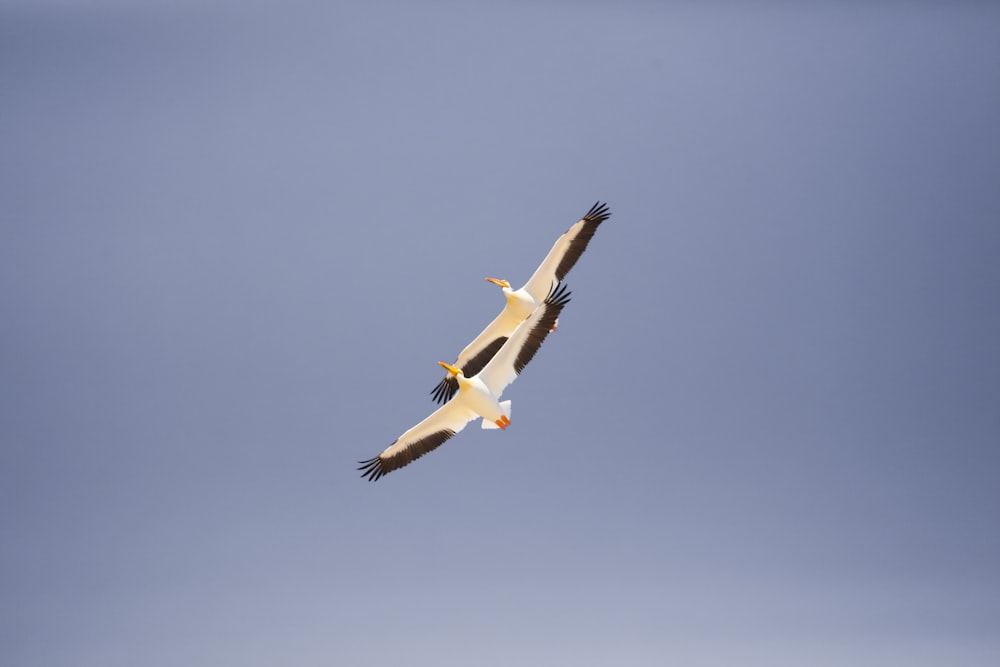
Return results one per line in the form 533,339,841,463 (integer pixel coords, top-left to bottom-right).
359,283,572,481
429,201,610,404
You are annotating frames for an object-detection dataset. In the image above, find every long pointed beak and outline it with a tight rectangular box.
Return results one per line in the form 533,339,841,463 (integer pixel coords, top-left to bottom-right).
438,361,462,376
485,277,507,288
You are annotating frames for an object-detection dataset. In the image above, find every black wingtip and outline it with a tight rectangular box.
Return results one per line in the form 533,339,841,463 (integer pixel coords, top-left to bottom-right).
358,456,386,482
429,374,458,404
584,201,611,224
546,281,572,307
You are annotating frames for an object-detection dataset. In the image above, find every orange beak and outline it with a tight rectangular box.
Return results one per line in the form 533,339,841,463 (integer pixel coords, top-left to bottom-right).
438,361,462,376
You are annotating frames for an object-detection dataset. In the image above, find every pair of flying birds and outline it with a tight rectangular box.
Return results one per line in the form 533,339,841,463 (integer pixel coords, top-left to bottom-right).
359,202,612,481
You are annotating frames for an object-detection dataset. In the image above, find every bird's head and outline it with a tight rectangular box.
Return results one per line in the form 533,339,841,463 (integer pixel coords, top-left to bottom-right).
485,277,511,290
438,361,464,378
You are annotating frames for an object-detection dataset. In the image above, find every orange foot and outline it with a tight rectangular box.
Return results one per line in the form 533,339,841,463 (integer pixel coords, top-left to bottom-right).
496,415,510,429
494,419,507,430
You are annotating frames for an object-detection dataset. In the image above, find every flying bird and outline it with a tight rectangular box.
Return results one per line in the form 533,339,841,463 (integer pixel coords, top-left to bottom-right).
359,283,572,481
429,201,611,404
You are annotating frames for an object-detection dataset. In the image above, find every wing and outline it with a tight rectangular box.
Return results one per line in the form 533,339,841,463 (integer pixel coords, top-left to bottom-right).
358,398,479,481
476,282,572,397
429,305,523,404
521,202,611,302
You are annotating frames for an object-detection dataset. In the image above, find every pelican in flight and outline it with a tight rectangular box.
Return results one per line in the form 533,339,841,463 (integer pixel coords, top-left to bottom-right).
359,283,572,481
430,201,611,404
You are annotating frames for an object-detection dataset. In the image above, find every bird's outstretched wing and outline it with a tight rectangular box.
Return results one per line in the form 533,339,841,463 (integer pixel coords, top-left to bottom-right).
358,399,479,481
522,202,610,302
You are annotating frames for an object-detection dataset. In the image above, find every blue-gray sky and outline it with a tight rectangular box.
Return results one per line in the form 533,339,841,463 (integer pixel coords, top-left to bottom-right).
2,1,999,665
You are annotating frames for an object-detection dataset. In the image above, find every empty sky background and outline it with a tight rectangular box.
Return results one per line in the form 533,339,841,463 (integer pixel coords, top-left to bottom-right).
2,1,999,665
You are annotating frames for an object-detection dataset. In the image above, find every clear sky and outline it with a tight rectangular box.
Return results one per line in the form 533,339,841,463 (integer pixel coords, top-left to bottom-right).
2,1,999,665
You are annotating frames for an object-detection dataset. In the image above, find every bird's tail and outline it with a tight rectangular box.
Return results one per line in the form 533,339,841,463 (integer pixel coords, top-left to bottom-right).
481,400,512,430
